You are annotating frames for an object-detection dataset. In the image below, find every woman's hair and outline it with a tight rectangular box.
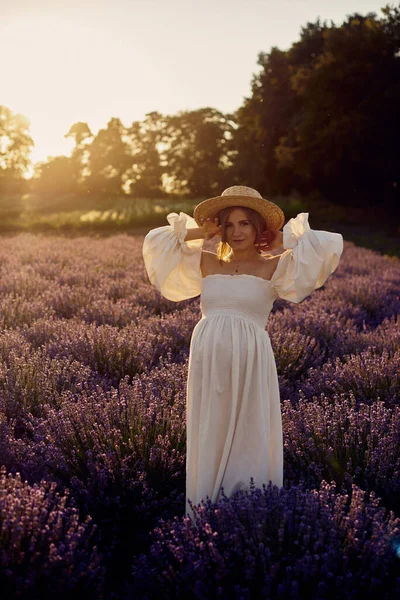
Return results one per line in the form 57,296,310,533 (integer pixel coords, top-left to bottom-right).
216,206,270,261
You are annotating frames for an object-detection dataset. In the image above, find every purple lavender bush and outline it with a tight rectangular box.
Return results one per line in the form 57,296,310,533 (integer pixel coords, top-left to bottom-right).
282,393,400,512
130,479,400,599
0,363,189,596
299,349,400,407
0,466,103,600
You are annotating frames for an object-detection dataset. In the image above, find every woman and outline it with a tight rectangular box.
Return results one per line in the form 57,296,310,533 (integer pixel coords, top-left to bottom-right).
142,186,343,522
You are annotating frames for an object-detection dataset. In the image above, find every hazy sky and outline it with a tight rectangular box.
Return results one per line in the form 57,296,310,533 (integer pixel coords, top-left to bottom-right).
0,0,389,170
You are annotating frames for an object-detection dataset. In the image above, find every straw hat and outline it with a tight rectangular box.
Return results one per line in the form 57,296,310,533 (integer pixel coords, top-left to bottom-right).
193,186,285,231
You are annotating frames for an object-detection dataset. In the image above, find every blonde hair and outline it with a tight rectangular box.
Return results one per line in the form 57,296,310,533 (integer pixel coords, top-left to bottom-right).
216,206,268,262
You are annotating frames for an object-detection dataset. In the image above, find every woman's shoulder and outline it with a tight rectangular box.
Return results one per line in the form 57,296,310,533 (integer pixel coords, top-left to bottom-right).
259,253,282,269
200,250,219,276
255,254,281,280
201,249,218,262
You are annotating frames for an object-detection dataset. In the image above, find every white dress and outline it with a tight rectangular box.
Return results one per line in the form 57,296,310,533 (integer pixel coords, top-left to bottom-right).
142,212,343,521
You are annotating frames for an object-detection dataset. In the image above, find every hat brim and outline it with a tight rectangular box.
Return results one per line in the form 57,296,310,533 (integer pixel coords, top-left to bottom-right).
193,195,285,231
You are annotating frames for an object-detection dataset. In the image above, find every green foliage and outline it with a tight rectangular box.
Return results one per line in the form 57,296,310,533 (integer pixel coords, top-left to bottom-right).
159,108,237,196
0,195,199,233
0,190,397,257
0,191,309,234
233,8,400,214
232,47,296,196
0,106,33,195
125,112,166,198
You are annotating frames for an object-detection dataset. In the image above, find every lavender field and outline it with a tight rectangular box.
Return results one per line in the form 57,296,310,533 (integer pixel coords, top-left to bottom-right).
0,232,399,599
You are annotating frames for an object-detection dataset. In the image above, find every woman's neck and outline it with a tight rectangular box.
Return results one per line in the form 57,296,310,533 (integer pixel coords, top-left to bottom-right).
230,248,260,262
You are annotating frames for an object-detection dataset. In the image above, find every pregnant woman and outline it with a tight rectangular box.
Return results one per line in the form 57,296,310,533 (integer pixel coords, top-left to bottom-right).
142,186,343,522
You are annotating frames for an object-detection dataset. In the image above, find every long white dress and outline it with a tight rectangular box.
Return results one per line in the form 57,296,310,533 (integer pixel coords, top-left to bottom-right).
142,212,343,521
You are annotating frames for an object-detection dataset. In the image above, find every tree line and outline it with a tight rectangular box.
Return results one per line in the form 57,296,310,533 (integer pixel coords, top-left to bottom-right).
1,6,399,214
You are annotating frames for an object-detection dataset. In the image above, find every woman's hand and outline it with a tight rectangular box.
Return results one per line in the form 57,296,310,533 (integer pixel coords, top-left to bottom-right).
200,217,222,240
255,229,284,252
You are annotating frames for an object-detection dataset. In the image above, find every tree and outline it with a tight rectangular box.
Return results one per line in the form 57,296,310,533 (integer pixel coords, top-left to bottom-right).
160,108,237,196
30,155,79,198
64,122,93,193
231,48,297,196
83,118,132,196
231,8,400,214
125,112,165,198
275,12,400,209
0,106,33,195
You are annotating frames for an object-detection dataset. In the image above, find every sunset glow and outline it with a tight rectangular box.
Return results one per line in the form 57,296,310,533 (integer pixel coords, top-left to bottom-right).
1,15,177,173
0,0,387,176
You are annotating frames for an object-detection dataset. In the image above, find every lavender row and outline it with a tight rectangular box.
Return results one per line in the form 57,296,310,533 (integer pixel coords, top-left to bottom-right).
0,235,398,332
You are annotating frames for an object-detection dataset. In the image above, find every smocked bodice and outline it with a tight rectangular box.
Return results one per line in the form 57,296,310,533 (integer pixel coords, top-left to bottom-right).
200,274,275,330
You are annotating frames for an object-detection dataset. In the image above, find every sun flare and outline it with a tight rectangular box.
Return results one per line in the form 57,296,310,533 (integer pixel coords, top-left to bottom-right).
1,15,176,174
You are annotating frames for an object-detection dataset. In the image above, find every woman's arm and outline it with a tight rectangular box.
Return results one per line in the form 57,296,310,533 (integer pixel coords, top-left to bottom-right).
270,213,343,303
256,229,284,253
142,212,204,301
268,230,283,250
184,227,206,242
185,218,221,242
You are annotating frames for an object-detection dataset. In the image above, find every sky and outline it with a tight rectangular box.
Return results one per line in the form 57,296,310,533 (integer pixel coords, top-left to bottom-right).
0,0,391,174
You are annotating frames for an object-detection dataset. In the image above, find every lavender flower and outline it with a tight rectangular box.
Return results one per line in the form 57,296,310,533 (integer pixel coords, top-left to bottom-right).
131,479,400,599
0,466,104,599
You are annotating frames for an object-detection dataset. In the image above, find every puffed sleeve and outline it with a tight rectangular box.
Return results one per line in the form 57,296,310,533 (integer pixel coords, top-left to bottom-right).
142,212,204,301
270,212,343,303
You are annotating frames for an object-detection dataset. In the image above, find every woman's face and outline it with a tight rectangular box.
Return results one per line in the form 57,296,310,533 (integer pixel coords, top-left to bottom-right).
224,208,257,251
